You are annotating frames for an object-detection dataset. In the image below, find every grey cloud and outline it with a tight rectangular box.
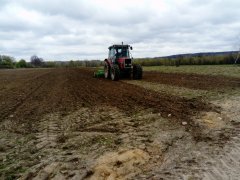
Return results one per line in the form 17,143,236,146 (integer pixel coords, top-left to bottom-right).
0,0,239,60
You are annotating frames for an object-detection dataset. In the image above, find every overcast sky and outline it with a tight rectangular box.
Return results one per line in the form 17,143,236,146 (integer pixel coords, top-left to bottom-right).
0,0,240,61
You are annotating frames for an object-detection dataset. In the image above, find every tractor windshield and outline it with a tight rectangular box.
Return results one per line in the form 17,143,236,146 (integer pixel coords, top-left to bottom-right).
116,47,130,58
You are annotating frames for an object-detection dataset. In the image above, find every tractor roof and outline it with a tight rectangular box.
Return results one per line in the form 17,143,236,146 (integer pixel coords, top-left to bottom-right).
108,44,130,49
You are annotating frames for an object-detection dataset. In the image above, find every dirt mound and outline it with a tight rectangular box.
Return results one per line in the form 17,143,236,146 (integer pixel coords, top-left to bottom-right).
143,71,240,90
89,149,149,180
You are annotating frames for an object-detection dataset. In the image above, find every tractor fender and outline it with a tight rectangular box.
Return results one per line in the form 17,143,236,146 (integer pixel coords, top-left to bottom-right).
104,59,109,64
104,59,111,79
104,59,112,67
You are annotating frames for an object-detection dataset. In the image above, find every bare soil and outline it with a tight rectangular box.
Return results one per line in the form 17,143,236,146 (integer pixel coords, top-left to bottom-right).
0,68,211,134
143,71,240,90
0,68,239,180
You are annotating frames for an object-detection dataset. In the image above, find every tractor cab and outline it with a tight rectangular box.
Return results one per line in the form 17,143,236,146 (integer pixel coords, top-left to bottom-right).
108,45,132,63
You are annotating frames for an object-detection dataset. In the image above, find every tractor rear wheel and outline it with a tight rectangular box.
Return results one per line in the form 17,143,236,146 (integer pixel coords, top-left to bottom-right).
133,64,143,79
104,62,110,79
111,65,120,81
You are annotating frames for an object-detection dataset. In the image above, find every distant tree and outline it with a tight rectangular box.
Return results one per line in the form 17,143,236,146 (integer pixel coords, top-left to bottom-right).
16,59,28,68
0,55,15,68
0,55,2,64
30,55,44,67
43,61,58,68
68,60,75,67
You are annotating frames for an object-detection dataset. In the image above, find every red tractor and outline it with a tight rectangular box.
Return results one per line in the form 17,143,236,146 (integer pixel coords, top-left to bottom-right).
104,44,143,81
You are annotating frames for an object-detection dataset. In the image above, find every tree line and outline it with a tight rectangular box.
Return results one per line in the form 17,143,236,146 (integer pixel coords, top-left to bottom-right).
0,53,239,69
0,54,105,69
134,53,239,66
0,55,44,69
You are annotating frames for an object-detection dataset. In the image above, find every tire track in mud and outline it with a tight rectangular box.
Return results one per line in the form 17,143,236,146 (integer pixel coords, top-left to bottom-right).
152,126,240,180
36,114,62,150
143,97,240,180
203,131,240,180
201,98,240,180
143,71,240,90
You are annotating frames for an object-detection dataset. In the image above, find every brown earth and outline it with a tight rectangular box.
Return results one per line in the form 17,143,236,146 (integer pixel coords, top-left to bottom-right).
0,68,211,134
143,71,240,90
0,68,239,180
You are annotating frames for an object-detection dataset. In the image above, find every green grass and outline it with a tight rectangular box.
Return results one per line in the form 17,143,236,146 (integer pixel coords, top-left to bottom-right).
143,65,240,78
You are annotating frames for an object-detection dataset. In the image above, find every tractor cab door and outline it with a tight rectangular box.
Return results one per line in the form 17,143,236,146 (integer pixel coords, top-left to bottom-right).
108,48,116,64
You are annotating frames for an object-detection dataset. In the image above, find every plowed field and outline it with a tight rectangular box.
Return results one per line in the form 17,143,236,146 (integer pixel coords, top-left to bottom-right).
0,68,212,133
0,68,240,180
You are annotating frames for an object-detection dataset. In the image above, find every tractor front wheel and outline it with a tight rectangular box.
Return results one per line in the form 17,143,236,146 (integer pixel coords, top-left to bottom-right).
133,64,143,80
111,65,120,81
104,62,110,79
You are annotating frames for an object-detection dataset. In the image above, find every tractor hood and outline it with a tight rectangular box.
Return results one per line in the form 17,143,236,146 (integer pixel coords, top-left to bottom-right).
117,57,128,63
117,57,132,69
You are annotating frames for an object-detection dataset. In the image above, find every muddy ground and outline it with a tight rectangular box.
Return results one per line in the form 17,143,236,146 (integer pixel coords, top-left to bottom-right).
143,71,240,90
0,68,239,179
